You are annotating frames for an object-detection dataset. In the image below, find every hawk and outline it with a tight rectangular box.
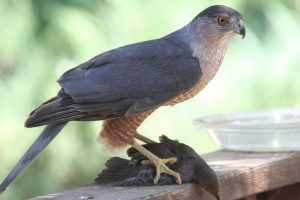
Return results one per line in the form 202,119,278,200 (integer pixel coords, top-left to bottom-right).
0,5,245,192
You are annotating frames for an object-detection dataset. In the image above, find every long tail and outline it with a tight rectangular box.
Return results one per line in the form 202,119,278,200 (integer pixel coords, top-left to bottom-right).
0,122,67,193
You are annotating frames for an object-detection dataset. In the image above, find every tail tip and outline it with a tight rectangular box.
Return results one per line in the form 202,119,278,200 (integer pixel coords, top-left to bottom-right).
24,117,36,128
0,185,7,193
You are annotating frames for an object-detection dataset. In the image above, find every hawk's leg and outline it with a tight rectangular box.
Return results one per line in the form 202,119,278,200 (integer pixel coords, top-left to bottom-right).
131,140,182,184
134,132,156,144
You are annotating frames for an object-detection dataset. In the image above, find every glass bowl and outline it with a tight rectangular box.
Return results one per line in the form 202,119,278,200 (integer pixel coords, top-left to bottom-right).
194,108,300,152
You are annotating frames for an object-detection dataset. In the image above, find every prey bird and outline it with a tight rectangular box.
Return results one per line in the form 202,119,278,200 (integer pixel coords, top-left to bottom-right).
0,5,245,192
96,135,220,200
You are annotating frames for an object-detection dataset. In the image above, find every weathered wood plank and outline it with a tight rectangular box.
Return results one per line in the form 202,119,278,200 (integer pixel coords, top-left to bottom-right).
31,150,300,200
257,182,300,200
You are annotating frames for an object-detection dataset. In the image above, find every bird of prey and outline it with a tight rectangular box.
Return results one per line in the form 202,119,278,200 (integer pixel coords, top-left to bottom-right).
96,135,220,200
0,5,245,192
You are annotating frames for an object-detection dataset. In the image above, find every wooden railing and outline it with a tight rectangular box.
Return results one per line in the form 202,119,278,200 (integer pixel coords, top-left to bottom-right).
31,150,300,200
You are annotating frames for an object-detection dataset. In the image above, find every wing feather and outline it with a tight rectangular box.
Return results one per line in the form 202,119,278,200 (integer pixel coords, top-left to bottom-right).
58,40,201,116
28,37,201,126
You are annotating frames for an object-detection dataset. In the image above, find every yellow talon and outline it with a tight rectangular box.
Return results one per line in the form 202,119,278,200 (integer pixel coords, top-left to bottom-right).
141,157,181,184
132,141,182,185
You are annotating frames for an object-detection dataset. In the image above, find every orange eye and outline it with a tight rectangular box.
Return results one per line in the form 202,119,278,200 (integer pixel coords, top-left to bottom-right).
217,17,229,26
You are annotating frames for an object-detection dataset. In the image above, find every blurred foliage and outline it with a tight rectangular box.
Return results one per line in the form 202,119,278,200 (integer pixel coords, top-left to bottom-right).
0,0,299,199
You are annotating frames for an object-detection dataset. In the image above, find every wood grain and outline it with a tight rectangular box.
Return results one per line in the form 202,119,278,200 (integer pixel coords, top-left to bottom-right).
30,150,300,200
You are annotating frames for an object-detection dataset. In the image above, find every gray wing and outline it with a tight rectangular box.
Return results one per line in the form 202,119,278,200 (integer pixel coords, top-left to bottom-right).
26,38,201,126
58,38,200,116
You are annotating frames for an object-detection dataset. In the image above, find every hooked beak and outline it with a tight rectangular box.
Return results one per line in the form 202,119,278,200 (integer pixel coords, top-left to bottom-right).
234,19,246,39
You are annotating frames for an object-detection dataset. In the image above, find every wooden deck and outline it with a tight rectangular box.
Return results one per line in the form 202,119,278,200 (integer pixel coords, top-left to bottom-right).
31,150,300,200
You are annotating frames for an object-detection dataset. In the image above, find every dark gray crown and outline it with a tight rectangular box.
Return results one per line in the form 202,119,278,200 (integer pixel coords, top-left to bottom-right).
195,5,242,19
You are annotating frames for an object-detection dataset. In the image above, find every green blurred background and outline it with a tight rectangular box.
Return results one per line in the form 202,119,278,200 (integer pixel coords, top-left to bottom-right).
0,0,299,199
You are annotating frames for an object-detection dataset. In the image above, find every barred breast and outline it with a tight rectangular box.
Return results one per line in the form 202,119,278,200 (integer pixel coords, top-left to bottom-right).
168,32,233,105
100,111,153,148
168,62,220,105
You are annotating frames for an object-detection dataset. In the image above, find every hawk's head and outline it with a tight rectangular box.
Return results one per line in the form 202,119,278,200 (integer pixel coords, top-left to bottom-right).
194,5,246,39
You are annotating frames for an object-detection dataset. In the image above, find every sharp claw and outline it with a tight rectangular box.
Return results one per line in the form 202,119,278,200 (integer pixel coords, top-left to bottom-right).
131,141,181,185
166,157,177,164
154,175,160,184
175,174,182,184
141,160,151,165
141,157,182,185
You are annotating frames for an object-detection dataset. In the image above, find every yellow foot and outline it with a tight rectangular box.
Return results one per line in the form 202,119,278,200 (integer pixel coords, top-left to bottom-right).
142,157,182,184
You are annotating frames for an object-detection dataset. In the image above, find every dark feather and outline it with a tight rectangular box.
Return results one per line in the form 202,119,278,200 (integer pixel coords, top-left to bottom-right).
195,5,242,19
25,97,84,127
96,136,200,186
95,157,174,186
59,56,200,104
96,135,220,199
125,90,183,116
26,36,200,127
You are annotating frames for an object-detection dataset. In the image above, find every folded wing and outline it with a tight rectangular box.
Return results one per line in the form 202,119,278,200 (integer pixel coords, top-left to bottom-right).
26,38,201,127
